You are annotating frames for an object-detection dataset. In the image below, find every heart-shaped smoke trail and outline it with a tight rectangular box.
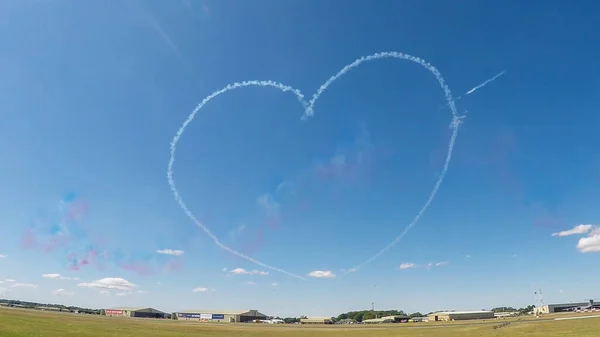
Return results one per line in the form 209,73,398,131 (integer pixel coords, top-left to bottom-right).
167,52,464,280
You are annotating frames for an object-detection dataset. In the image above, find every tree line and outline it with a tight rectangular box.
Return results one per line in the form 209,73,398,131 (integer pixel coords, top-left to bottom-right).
0,299,101,315
279,304,537,323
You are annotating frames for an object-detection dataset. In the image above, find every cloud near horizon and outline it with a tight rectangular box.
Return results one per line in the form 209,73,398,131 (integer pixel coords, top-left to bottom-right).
192,287,215,292
52,288,75,296
400,263,416,269
10,283,38,289
43,273,79,280
228,267,269,276
78,277,136,291
308,270,335,278
552,224,600,253
156,249,185,256
401,261,449,269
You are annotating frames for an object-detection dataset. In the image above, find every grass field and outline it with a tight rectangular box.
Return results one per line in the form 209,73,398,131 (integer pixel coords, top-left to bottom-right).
2,308,600,336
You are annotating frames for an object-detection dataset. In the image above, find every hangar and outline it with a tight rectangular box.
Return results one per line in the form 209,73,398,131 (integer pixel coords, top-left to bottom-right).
174,309,267,323
363,315,410,324
536,302,594,314
102,307,170,319
428,310,495,321
300,317,333,324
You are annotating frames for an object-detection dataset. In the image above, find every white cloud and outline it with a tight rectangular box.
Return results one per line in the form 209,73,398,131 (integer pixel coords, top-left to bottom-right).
0,254,7,259
400,263,416,269
552,224,600,253
10,283,38,289
229,268,268,276
115,291,130,296
435,261,449,266
52,289,75,296
308,270,335,278
78,277,136,291
5,279,15,283
246,281,256,285
156,249,184,256
271,282,278,286
577,234,600,253
552,224,594,237
99,290,110,295
136,290,148,294
221,268,228,272
192,287,208,292
42,273,78,280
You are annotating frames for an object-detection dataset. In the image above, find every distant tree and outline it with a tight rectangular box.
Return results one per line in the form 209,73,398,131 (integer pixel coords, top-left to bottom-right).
409,312,424,318
491,307,517,313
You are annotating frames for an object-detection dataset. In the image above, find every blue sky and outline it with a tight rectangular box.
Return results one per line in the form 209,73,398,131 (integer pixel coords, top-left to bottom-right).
1,0,599,317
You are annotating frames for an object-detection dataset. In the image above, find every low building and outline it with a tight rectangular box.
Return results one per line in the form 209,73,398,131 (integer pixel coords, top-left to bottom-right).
409,316,427,322
363,315,410,324
173,309,267,323
428,310,495,321
102,307,170,319
536,302,594,314
300,317,333,324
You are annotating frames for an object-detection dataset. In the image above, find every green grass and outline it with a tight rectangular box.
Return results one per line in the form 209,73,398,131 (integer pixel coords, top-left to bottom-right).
2,308,600,336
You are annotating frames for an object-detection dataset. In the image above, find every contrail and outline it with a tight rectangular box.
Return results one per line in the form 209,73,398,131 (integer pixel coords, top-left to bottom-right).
465,70,506,95
168,52,464,279
437,70,506,110
168,81,308,280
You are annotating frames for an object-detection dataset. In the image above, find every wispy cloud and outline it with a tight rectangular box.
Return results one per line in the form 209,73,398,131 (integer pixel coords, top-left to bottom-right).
552,224,594,237
552,224,600,253
271,282,278,286
0,254,7,259
435,261,449,266
78,277,136,291
228,267,269,276
246,281,256,285
137,290,148,294
400,263,416,269
156,249,184,256
42,273,79,280
307,270,335,278
11,283,38,289
192,287,215,292
52,288,75,296
5,279,15,283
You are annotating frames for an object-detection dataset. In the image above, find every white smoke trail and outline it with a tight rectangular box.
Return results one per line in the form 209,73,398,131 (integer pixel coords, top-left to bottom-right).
437,70,506,110
309,52,464,275
465,70,506,95
168,52,464,279
168,80,308,280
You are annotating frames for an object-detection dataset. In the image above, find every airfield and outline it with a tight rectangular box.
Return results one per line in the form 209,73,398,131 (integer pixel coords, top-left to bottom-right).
2,307,600,336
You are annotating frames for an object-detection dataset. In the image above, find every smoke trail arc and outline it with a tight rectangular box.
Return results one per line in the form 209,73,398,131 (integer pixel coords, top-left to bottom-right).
312,52,464,275
167,81,309,280
168,52,464,280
